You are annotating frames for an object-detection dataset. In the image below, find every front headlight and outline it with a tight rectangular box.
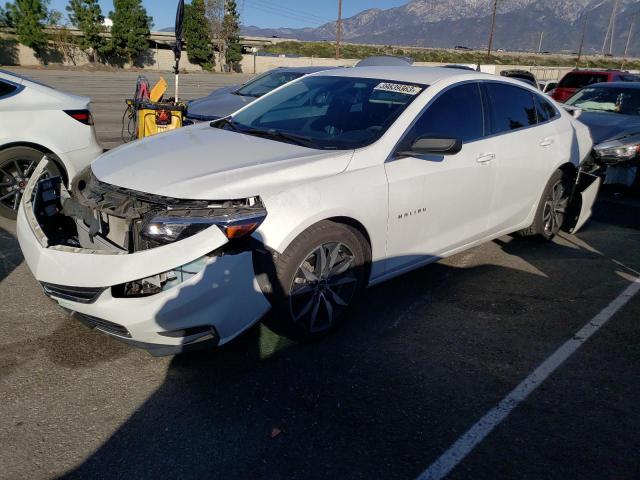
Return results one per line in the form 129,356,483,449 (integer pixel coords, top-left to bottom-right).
140,198,267,248
594,143,640,161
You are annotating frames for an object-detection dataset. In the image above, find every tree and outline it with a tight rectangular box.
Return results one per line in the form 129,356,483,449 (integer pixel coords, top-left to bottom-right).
223,0,242,71
204,0,224,71
107,0,152,65
48,10,80,65
66,0,105,63
4,0,50,56
184,0,214,70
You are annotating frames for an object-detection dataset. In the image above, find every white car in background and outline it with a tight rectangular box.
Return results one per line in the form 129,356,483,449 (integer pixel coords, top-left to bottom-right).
0,69,102,219
18,67,597,356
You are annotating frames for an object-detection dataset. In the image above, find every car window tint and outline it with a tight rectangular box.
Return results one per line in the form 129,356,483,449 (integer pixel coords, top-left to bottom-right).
0,80,18,98
485,83,537,134
534,95,559,122
405,83,484,145
558,73,608,89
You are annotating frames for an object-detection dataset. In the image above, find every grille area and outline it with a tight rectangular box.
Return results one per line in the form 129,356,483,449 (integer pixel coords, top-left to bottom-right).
41,283,106,304
76,313,131,338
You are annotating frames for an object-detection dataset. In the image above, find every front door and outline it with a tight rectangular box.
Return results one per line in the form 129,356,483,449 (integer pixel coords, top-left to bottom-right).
384,82,494,274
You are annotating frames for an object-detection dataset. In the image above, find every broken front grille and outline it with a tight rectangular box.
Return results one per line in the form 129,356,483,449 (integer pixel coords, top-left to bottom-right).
41,282,106,304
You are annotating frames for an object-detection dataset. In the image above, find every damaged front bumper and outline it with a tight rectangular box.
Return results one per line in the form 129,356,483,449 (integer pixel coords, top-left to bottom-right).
16,159,271,356
566,165,601,234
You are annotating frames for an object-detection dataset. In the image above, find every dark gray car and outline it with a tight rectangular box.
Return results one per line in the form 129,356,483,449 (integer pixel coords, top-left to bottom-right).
565,82,640,148
565,82,640,189
185,66,335,121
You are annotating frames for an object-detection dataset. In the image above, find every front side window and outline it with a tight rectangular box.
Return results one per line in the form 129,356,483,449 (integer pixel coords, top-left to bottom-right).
401,82,484,148
485,83,537,134
0,80,18,99
227,76,426,150
236,71,304,98
565,86,640,115
534,95,560,123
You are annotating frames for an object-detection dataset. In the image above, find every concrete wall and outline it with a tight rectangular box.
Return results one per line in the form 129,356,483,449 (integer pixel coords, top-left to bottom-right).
0,33,207,71
3,33,632,81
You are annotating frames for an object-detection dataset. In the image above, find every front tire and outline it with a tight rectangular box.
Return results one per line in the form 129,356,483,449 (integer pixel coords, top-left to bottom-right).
260,221,370,342
518,169,572,240
0,147,61,220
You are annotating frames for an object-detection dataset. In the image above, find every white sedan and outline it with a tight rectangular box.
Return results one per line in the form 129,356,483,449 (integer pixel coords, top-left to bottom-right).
17,67,597,355
0,69,103,219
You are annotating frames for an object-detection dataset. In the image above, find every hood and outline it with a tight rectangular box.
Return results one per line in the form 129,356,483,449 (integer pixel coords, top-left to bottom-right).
91,123,353,199
576,111,640,145
186,85,253,120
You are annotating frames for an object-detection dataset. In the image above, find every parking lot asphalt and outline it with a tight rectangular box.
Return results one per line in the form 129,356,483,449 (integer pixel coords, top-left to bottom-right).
1,69,640,480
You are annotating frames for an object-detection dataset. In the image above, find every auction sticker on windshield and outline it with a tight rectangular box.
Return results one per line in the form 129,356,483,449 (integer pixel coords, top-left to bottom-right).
374,82,423,95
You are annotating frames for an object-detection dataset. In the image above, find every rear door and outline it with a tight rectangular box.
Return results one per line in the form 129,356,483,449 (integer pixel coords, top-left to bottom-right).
481,82,561,234
384,82,494,273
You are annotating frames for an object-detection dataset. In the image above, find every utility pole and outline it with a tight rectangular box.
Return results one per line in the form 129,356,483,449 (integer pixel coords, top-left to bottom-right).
336,0,342,59
622,13,637,69
602,0,618,55
610,0,619,55
538,31,544,53
577,13,588,66
487,0,498,61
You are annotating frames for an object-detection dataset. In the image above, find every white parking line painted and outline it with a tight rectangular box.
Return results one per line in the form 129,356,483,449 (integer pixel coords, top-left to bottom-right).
417,276,640,480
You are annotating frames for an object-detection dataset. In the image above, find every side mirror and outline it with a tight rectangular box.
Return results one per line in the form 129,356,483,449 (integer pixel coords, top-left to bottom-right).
397,136,463,157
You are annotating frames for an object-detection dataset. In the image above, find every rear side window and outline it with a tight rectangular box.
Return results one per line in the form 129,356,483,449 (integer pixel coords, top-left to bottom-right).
403,83,484,145
0,80,19,99
558,73,608,89
534,95,560,123
485,83,537,134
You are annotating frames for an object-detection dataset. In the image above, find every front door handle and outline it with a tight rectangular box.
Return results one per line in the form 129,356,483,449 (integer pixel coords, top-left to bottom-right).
539,138,555,147
476,153,495,164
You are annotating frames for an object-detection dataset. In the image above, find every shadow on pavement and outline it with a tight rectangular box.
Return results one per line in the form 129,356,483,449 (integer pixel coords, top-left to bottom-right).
60,233,637,480
0,225,22,282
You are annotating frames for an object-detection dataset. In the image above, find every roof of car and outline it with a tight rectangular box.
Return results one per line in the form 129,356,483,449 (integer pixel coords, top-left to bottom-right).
275,66,339,74
568,69,627,74
316,66,488,85
585,81,640,89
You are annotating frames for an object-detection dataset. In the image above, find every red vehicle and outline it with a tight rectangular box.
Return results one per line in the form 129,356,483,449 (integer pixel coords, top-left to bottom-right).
552,70,640,103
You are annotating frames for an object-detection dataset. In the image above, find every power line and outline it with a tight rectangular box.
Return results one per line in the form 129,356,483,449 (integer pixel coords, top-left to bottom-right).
243,4,326,26
244,0,331,26
247,0,332,23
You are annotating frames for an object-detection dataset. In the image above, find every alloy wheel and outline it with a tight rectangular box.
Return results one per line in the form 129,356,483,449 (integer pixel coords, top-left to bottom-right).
0,159,38,212
542,180,569,237
289,242,359,333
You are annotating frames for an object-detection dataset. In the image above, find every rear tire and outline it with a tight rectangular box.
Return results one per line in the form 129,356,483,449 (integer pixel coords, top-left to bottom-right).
0,147,61,220
259,221,370,342
518,169,572,240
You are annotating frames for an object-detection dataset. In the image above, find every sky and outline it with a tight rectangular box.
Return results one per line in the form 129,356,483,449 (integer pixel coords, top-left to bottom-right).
48,0,407,30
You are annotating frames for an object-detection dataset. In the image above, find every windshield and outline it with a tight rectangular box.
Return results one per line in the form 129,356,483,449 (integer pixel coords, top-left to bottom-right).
223,76,426,150
565,86,640,115
236,70,304,97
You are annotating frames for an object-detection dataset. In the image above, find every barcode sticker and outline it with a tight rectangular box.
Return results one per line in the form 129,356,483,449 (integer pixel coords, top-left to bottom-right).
373,82,422,95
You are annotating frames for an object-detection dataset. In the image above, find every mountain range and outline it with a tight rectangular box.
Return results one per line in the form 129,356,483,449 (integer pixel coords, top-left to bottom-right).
242,0,640,55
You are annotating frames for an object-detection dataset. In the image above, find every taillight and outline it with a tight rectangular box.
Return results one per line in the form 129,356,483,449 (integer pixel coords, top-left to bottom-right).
64,109,94,125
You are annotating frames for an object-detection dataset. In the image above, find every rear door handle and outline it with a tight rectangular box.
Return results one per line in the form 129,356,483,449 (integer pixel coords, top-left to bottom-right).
539,138,555,147
476,153,495,164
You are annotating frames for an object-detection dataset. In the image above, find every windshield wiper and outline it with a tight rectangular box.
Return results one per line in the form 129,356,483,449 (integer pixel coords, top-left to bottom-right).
210,117,238,131
239,128,317,148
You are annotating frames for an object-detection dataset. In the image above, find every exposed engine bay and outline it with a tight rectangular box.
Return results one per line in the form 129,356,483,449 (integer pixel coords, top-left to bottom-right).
31,163,265,255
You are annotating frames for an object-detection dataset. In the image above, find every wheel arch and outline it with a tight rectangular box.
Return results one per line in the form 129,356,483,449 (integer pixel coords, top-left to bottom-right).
557,161,578,179
0,141,68,184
